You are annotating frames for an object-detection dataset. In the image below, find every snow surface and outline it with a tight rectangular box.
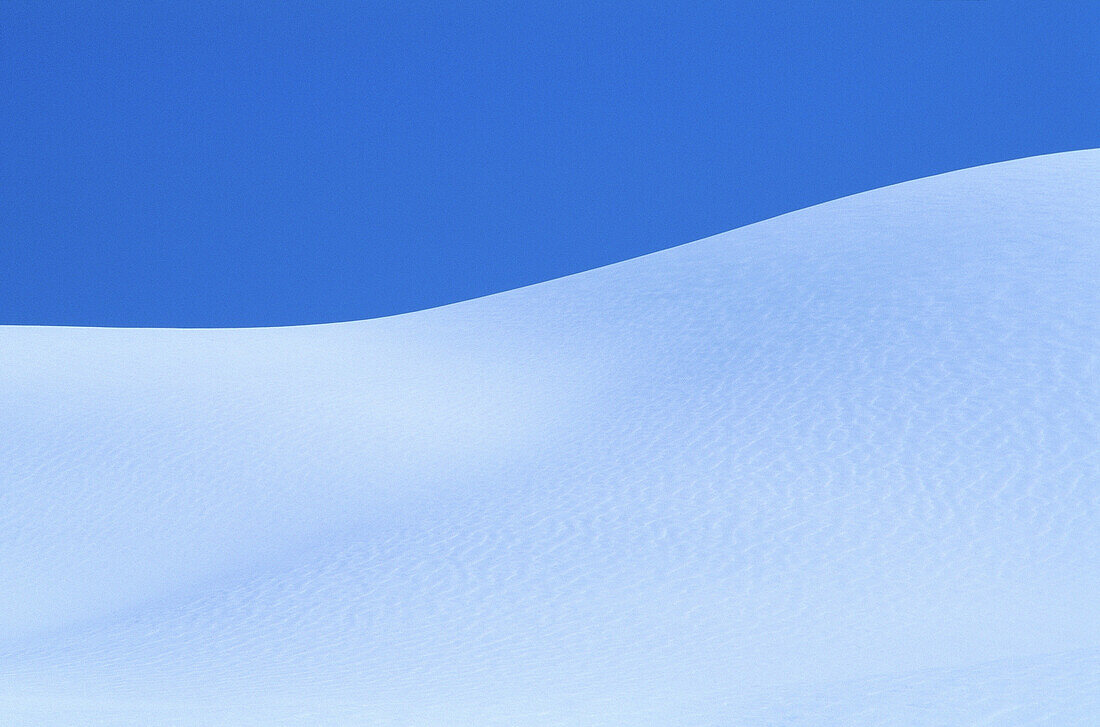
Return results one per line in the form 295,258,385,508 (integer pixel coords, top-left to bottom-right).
2,150,1099,725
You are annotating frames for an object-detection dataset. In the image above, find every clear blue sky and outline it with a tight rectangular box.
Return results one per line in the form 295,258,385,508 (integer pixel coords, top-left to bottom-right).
3,2,1097,327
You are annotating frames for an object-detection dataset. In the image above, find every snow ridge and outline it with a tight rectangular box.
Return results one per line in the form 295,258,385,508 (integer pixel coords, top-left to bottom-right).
2,150,1099,725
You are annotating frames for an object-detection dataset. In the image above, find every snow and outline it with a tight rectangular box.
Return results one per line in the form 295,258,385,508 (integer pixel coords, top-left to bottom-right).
2,150,1099,725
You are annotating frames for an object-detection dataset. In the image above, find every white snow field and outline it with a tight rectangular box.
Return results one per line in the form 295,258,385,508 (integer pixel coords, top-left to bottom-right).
2,150,1099,726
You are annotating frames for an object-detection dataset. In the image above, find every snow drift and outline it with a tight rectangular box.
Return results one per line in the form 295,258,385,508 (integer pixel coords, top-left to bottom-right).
2,150,1099,725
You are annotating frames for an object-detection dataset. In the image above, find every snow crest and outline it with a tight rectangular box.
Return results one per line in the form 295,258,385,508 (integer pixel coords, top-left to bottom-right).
2,150,1099,725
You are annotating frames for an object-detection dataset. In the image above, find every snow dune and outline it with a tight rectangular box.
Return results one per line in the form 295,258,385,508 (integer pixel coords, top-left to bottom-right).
2,150,1099,725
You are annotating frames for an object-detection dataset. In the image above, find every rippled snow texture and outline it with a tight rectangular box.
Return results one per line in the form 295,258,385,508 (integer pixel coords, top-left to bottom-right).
2,151,1099,725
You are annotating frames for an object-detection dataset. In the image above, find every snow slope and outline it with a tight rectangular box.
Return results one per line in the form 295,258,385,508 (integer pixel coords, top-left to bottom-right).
2,150,1099,725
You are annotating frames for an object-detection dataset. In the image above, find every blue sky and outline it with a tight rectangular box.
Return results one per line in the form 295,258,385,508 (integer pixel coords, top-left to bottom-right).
2,1,1098,327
